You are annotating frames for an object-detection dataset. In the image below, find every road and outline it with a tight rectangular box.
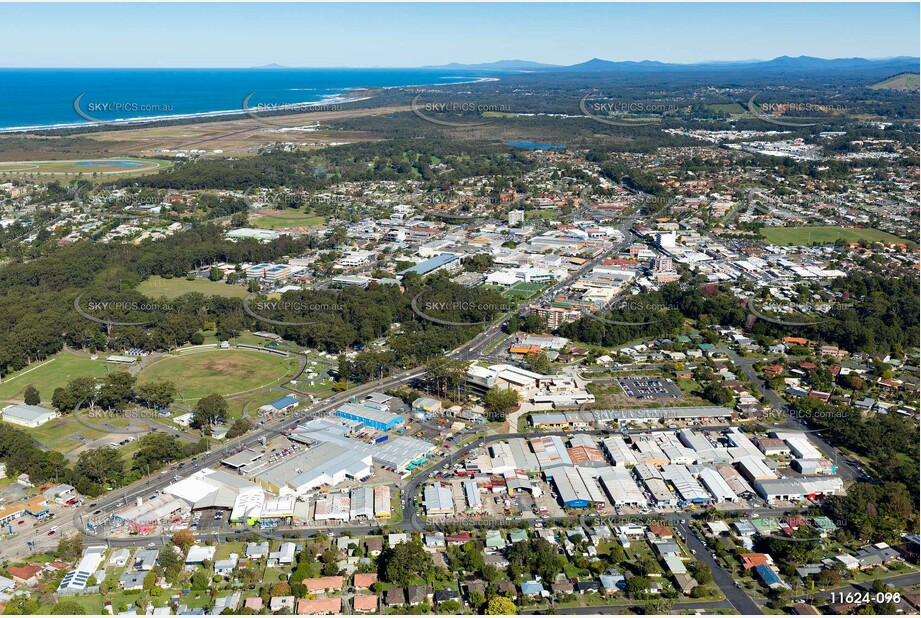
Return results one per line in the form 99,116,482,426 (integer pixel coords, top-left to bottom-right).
671,517,763,614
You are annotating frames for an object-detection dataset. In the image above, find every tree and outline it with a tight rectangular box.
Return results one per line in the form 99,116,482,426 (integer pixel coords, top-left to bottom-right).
485,596,517,615
55,533,85,562
74,447,124,489
97,371,137,409
524,351,551,375
468,590,486,611
193,393,228,433
50,601,86,615
172,529,195,554
483,387,520,420
226,418,253,439
625,576,651,598
136,381,177,409
379,540,433,587
23,385,40,405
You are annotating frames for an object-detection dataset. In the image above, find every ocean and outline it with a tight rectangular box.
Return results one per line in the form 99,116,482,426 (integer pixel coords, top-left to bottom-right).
0,68,494,132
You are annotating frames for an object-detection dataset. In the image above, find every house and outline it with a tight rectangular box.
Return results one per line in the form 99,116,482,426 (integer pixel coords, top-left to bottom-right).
434,589,460,605
246,542,270,559
213,592,241,615
119,572,146,591
184,545,216,565
574,580,600,594
754,564,787,589
599,572,625,594
673,572,698,595
520,581,546,597
741,553,771,570
244,597,264,612
648,523,674,539
385,587,406,607
108,548,131,567
353,573,378,590
365,537,383,556
551,581,574,596
425,532,446,549
8,565,42,585
653,541,682,559
134,548,159,571
303,576,345,594
835,554,860,571
296,598,341,615
352,595,378,613
497,581,518,599
214,558,236,577
407,585,433,605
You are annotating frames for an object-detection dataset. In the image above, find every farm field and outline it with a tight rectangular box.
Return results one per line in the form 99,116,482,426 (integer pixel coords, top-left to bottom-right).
137,275,250,299
0,353,117,402
760,226,913,247
136,348,299,403
870,72,920,90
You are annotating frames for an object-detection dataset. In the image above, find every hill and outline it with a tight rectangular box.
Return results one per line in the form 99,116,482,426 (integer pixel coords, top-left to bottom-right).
870,72,920,90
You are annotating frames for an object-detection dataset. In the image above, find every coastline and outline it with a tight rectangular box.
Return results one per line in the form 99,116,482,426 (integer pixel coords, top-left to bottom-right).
0,74,502,136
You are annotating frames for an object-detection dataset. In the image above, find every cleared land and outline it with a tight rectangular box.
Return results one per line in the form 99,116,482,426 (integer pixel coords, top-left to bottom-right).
870,72,920,91
138,275,250,299
137,349,299,403
0,353,117,401
760,226,913,247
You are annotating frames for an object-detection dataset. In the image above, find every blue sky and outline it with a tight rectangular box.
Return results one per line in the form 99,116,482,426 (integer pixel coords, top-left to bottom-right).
3,3,918,68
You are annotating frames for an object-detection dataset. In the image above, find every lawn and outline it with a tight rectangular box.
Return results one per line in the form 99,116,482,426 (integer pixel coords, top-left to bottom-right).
760,226,914,247
250,210,325,230
0,353,117,401
137,349,299,403
137,275,250,299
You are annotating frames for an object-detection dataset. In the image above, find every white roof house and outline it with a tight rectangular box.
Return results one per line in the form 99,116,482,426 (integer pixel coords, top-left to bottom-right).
1,404,56,428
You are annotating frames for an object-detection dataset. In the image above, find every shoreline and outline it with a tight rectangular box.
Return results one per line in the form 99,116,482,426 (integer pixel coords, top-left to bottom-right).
0,75,501,136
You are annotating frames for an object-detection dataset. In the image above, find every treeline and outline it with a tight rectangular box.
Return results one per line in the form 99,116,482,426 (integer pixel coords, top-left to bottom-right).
553,274,918,356
0,423,207,497
0,224,316,377
116,139,535,191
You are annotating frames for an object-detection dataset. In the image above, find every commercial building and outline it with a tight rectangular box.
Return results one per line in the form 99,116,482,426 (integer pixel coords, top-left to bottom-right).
753,476,844,503
1,404,56,428
398,253,461,277
336,403,403,431
253,442,373,494
423,484,455,515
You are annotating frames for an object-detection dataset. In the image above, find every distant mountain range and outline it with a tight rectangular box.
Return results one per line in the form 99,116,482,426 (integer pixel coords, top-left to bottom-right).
424,55,920,73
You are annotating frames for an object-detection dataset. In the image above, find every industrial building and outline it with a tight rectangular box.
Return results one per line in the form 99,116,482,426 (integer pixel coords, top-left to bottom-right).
253,442,373,494
335,403,404,431
423,484,455,515
1,404,56,428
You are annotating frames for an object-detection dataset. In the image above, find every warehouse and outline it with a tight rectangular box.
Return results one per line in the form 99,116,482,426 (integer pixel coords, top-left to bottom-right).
598,467,647,506
463,479,482,510
1,404,56,428
423,484,455,515
601,436,638,467
530,435,573,471
592,406,733,425
753,476,843,503
724,427,764,459
336,403,404,431
314,493,351,521
792,458,836,475
253,442,373,494
548,466,606,509
644,478,676,505
660,465,711,503
698,466,738,503
736,456,777,482
779,435,823,461
373,486,391,518
289,418,433,472
632,438,669,466
399,253,460,277
717,465,756,499
350,487,374,520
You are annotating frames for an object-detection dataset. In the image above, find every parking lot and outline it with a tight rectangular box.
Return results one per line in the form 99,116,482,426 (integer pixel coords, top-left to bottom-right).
617,377,683,399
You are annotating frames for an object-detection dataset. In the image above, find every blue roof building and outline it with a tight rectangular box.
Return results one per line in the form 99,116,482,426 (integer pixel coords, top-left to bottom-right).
398,253,460,277
336,403,403,431
754,564,785,589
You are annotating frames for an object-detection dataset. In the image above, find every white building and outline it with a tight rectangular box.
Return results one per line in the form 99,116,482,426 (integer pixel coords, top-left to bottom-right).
1,404,56,428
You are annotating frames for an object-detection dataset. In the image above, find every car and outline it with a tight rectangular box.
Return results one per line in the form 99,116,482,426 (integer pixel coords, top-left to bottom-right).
48,530,56,535
16,519,24,525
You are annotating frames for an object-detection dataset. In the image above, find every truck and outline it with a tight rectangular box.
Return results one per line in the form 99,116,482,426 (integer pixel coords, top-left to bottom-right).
374,435,389,444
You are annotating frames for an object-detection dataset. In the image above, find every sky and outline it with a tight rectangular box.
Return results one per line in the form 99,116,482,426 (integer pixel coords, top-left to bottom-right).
2,3,918,68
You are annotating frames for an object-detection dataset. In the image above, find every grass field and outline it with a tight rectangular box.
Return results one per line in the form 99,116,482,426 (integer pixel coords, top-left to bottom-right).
250,209,325,230
760,226,913,247
137,275,250,299
137,349,299,403
870,72,920,91
0,157,171,176
502,281,546,299
0,353,117,401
